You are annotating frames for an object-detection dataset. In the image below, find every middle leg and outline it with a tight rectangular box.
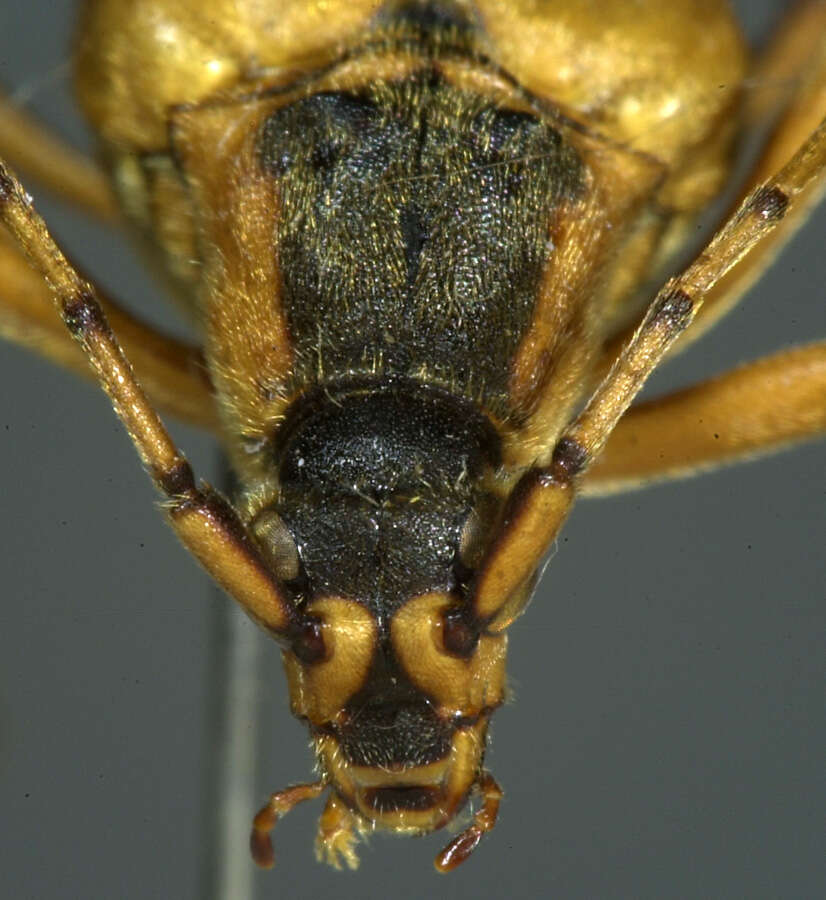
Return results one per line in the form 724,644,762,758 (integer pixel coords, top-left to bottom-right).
582,342,826,495
0,226,219,430
0,158,296,637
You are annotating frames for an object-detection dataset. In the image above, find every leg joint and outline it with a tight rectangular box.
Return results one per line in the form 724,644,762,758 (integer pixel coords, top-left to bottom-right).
62,291,108,337
158,458,197,498
550,436,588,482
747,185,789,222
648,288,694,334
0,165,14,205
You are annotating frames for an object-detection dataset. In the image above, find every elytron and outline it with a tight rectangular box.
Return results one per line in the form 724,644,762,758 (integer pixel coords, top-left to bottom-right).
1,0,824,874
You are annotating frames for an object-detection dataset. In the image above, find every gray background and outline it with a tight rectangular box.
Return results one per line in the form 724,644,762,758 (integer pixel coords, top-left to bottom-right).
0,2,824,898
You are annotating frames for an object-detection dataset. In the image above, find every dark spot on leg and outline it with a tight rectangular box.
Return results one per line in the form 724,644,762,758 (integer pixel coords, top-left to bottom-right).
550,436,588,482
0,165,14,204
197,489,253,545
649,287,694,334
748,185,789,222
503,468,554,523
62,291,107,337
158,458,196,498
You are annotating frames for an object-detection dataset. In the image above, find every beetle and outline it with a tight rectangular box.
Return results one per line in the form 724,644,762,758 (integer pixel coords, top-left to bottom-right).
1,0,824,888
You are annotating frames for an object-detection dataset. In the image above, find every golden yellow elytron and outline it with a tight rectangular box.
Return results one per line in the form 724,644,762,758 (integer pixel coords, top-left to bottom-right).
0,0,824,873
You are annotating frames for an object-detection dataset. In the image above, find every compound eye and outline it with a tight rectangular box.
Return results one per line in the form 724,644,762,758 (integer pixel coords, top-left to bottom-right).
457,494,500,572
441,605,480,658
250,509,301,581
457,509,486,570
292,615,326,665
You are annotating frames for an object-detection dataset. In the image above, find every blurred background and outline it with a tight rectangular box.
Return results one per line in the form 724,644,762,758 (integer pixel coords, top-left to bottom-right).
0,2,824,898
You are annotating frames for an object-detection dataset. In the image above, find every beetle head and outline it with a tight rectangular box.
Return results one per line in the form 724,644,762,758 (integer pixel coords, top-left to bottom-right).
284,590,504,836
248,505,510,866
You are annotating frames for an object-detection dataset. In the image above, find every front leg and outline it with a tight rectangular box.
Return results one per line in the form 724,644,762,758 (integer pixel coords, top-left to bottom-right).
0,159,297,636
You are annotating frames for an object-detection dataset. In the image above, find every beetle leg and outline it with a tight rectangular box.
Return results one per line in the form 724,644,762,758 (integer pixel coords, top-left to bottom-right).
471,116,826,624
743,0,826,140
315,791,362,871
0,226,219,429
583,341,826,494
434,771,503,873
0,159,298,636
250,781,326,868
567,118,826,465
671,4,826,352
0,86,218,428
0,88,117,220
599,4,826,371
